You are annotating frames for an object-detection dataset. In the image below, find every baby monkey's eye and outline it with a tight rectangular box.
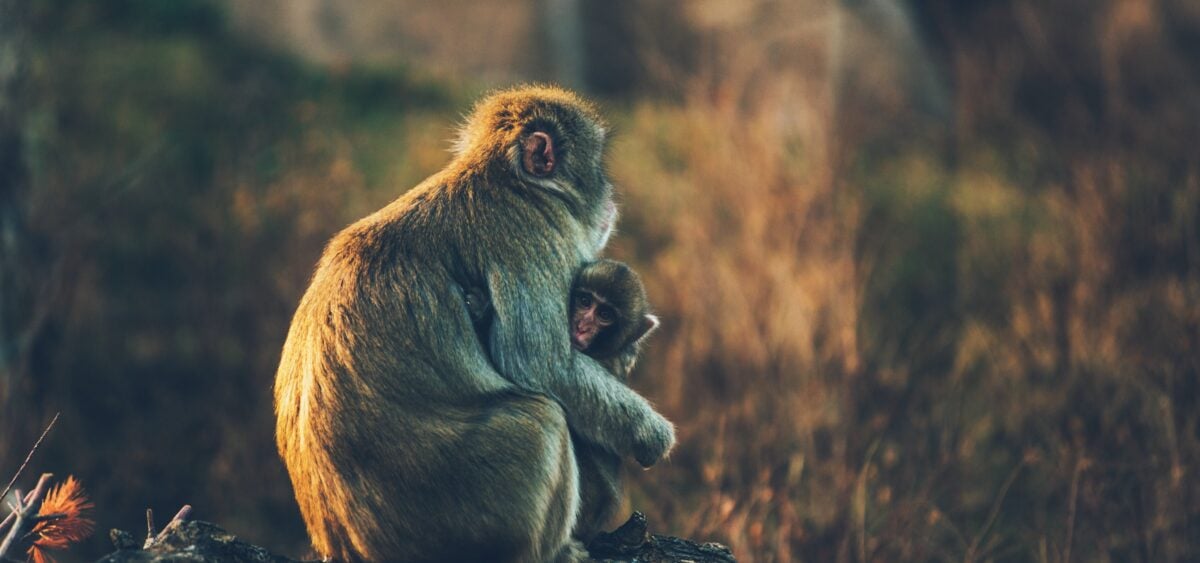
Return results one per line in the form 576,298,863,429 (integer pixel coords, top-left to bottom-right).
597,306,615,322
576,292,592,308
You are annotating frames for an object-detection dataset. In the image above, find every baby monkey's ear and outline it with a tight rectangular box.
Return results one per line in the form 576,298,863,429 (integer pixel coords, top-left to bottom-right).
632,314,660,343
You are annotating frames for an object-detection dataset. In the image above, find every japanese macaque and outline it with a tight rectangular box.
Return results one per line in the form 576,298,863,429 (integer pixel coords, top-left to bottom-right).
569,259,659,380
466,258,659,380
273,85,675,562
566,259,661,539
466,258,660,538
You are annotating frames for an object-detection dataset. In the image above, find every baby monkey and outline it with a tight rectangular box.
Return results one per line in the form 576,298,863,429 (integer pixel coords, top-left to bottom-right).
466,259,658,380
464,258,658,538
568,259,659,379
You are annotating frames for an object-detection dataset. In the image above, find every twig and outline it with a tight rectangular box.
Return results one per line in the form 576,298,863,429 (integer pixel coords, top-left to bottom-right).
145,508,155,542
966,460,1024,562
853,440,880,563
144,504,192,548
153,505,193,544
0,413,60,508
168,505,192,526
30,513,65,525
0,491,19,535
0,476,52,537
0,473,53,560
1063,455,1086,563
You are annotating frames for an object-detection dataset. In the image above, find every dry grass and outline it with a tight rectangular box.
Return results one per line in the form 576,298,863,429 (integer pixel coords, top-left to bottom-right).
604,93,861,561
595,4,1200,561
606,97,1198,561
4,1,1198,562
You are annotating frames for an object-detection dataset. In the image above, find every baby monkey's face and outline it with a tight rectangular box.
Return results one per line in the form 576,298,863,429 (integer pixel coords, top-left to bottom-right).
570,289,617,351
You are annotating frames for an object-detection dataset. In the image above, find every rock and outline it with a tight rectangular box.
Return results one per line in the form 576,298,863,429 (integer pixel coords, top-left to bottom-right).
108,529,139,551
97,521,306,563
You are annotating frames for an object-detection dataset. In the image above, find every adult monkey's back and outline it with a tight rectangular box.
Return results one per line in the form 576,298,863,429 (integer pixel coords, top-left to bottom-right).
274,86,676,562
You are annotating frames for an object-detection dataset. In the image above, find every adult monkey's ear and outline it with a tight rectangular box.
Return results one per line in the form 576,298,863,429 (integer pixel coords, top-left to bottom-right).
522,130,556,176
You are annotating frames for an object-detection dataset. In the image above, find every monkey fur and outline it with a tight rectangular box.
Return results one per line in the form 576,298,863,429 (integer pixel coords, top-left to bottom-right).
274,86,676,562
569,259,659,380
565,259,661,541
465,257,660,540
465,258,659,380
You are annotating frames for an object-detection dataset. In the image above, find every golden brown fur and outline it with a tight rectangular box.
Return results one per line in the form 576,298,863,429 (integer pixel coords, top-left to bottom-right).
274,85,675,562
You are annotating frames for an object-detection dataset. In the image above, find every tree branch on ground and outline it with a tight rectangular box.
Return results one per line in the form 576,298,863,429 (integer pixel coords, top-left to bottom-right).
0,472,54,561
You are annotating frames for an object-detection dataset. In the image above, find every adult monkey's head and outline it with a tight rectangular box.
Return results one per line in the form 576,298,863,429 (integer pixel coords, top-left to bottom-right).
453,85,619,254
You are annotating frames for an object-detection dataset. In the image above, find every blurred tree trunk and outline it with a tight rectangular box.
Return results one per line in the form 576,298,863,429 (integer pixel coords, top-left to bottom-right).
0,0,30,430
539,0,586,91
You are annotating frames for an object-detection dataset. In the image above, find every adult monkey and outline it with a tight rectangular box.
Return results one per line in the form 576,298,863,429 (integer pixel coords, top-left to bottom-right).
274,85,676,562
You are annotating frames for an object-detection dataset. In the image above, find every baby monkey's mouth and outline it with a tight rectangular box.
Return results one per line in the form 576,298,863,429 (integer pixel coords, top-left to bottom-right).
572,327,595,351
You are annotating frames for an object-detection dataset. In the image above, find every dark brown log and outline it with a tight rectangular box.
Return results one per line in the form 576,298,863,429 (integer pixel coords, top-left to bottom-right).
98,520,306,563
95,511,735,562
589,512,737,563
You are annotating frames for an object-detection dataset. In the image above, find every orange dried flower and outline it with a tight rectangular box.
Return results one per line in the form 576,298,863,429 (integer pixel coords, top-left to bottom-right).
28,476,95,563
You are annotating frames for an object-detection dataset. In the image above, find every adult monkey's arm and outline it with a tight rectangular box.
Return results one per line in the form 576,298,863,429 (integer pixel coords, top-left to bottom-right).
487,265,675,467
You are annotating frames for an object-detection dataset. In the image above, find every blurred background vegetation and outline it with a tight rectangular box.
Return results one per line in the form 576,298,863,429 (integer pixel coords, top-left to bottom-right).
1,0,1198,561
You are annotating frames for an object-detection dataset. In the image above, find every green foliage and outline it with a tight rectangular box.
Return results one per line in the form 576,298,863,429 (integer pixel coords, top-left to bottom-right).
11,0,459,557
